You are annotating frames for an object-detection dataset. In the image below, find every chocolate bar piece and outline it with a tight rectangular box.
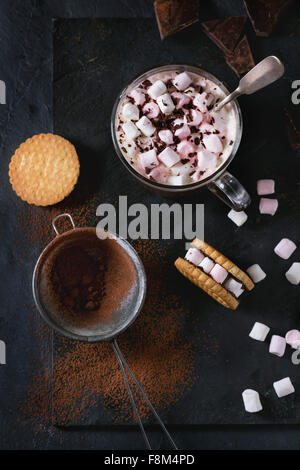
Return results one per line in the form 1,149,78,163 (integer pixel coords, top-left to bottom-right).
202,19,221,33
285,107,300,151
225,35,255,76
243,0,293,37
154,0,199,40
202,16,247,55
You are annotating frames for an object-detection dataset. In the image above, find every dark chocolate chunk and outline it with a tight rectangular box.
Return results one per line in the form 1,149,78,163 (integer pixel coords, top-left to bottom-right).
285,107,300,151
202,19,221,32
225,35,255,76
202,16,247,54
243,0,293,37
154,0,199,40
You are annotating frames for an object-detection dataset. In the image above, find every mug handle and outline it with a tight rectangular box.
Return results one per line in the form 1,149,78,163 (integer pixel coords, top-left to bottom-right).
208,171,251,211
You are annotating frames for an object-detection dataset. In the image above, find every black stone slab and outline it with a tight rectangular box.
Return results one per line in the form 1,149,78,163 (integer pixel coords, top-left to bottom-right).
51,17,300,426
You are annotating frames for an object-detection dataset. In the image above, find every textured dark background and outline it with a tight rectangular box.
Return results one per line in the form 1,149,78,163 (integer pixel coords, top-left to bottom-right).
0,0,300,450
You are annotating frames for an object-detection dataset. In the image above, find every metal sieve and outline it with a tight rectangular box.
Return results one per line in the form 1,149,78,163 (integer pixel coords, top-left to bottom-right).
32,213,177,450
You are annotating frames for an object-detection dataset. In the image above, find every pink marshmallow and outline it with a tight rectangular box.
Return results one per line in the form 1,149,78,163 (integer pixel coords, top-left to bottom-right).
185,247,205,266
130,89,146,106
158,147,180,167
269,335,286,357
259,198,278,216
203,134,223,154
197,150,217,170
285,330,300,348
148,165,168,184
177,140,195,156
257,179,275,195
175,124,191,140
173,72,192,91
210,264,228,284
139,149,159,170
274,238,297,260
189,109,203,126
158,129,174,145
171,91,190,109
143,101,160,119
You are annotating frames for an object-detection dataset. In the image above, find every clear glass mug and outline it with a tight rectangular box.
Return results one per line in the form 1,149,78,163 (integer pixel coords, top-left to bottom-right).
111,64,250,211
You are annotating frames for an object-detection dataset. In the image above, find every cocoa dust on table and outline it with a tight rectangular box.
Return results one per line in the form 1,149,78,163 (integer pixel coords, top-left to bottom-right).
17,193,219,428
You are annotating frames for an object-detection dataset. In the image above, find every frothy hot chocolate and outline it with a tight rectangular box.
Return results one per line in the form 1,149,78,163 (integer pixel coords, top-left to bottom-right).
116,69,237,186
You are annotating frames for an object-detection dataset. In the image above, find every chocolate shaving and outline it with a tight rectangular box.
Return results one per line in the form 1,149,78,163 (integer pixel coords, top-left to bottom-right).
141,79,152,89
154,0,200,40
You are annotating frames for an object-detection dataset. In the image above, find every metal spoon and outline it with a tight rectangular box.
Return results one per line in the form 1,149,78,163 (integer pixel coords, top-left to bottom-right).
214,56,285,112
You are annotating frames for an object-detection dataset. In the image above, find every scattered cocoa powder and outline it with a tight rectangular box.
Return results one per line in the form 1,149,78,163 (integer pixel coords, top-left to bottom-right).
17,194,219,428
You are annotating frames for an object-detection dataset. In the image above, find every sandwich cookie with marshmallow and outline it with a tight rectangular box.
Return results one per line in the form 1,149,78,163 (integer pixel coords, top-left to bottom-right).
175,239,254,310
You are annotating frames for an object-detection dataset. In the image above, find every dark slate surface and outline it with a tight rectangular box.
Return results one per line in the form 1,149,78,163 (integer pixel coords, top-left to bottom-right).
52,16,300,426
0,0,300,450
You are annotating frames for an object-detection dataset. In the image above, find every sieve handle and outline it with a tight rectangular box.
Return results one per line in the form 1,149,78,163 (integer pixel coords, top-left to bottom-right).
112,339,178,450
112,341,151,450
52,213,76,235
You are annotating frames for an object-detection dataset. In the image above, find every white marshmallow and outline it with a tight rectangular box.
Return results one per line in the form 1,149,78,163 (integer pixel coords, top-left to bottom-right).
171,162,192,177
199,257,215,273
274,238,297,260
273,377,295,398
227,209,248,227
249,322,270,342
168,174,190,185
246,264,266,283
158,147,180,167
185,247,205,266
242,389,263,413
122,140,136,157
269,335,286,357
148,80,167,100
122,102,139,121
136,116,156,137
224,277,244,298
202,134,223,154
285,262,300,285
157,93,175,115
173,72,192,91
197,150,217,170
158,129,173,145
122,121,140,140
139,149,159,170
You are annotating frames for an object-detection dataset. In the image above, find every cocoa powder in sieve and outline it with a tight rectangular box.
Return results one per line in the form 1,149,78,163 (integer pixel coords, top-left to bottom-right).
41,229,136,329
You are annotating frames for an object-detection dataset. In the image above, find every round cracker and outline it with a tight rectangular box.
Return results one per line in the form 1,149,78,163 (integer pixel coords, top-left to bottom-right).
175,258,239,310
9,133,80,206
191,239,254,291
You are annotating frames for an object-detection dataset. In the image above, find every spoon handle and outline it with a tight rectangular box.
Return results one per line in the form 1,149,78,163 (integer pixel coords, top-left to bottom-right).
214,55,285,112
214,89,241,112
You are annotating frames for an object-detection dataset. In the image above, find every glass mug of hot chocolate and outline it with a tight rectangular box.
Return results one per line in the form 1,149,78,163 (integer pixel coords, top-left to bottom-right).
111,65,250,210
